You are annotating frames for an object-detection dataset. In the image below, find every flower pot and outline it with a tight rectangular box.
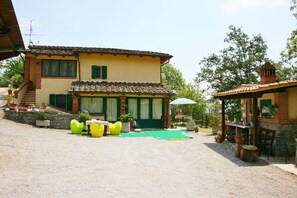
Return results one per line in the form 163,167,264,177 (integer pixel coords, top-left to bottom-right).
8,103,17,110
8,89,12,95
121,122,130,132
235,137,241,144
36,120,50,127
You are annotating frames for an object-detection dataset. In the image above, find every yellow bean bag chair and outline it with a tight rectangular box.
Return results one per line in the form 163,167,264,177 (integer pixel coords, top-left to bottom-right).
70,119,84,134
109,123,115,134
110,121,122,135
90,122,104,137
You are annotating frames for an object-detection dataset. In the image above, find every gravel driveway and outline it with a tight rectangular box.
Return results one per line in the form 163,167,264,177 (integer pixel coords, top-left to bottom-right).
0,88,296,197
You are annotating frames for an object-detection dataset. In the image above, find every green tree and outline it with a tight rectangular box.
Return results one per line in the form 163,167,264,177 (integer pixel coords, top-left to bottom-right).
280,0,297,78
0,56,24,87
195,25,268,117
161,63,186,92
177,83,207,121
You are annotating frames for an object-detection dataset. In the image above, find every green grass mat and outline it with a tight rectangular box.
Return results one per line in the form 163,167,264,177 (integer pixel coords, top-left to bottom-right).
120,130,190,140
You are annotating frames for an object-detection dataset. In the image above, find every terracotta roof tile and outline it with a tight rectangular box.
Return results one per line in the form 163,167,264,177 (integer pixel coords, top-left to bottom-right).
213,80,297,98
69,81,175,96
25,45,172,64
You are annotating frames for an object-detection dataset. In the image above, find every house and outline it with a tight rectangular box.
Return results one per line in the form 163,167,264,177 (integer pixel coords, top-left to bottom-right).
21,45,175,128
213,62,297,157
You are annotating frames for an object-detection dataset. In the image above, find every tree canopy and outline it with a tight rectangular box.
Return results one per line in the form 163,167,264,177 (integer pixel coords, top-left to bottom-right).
161,63,185,92
280,0,297,79
0,56,24,88
196,25,268,93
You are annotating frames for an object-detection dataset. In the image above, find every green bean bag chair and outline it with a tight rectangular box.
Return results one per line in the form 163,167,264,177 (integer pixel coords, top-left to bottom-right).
70,119,84,134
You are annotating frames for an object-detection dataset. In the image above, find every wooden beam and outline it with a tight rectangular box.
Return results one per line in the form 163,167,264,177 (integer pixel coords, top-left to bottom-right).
221,99,225,142
252,97,258,146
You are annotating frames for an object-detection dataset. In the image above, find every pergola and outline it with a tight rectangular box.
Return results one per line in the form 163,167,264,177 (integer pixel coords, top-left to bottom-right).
213,80,297,146
0,0,24,61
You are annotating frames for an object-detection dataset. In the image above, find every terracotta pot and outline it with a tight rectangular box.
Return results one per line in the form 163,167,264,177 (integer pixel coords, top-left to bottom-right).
8,89,12,95
235,137,241,144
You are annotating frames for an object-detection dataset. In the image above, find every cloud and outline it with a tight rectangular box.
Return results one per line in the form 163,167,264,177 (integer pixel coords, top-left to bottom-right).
222,0,289,13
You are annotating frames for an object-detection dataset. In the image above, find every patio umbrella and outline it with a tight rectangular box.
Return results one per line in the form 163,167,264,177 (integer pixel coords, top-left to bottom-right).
170,98,196,105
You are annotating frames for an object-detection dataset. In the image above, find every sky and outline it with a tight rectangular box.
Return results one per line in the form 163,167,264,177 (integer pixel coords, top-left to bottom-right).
12,0,295,84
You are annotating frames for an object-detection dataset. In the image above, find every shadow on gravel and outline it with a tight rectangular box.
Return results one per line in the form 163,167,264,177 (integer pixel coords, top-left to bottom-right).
204,142,269,167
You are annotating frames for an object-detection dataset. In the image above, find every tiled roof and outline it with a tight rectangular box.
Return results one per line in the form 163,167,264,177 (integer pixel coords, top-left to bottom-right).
213,80,297,98
25,45,172,64
69,81,175,96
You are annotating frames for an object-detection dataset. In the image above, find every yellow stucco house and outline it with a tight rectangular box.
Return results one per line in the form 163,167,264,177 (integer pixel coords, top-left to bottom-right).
21,45,174,128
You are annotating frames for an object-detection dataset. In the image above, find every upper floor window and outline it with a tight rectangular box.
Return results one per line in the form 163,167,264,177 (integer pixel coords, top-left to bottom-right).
42,60,77,77
92,65,107,79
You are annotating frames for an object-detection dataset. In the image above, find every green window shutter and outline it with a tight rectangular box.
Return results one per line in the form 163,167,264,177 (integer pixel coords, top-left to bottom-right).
91,65,98,79
102,66,107,79
49,94,56,106
66,94,72,111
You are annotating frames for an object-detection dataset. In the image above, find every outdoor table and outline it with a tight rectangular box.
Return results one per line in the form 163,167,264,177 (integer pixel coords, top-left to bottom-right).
226,123,252,145
86,120,110,136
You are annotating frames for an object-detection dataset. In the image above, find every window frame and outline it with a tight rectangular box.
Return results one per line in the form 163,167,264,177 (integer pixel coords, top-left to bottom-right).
42,59,77,77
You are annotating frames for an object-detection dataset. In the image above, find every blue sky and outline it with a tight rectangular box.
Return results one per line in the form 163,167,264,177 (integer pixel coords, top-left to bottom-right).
13,0,295,84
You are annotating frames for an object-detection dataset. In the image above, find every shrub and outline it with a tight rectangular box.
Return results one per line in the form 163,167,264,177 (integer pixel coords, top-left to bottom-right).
79,111,91,123
36,110,47,120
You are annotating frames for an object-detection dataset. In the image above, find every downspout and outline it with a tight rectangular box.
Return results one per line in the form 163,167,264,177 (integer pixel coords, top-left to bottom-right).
160,60,169,83
76,53,81,81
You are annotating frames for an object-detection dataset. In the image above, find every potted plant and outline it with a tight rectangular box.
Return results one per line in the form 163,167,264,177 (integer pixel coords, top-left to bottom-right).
235,133,242,144
214,131,223,143
120,113,133,132
78,111,91,124
36,110,50,127
7,84,13,95
6,95,17,110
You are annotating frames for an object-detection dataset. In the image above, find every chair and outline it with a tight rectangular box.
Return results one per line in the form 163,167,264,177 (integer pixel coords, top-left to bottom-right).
109,121,122,135
70,119,84,134
90,122,104,137
275,135,290,163
114,121,122,134
259,128,276,159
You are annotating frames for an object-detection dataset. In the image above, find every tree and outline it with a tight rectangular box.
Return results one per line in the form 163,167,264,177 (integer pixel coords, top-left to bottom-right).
0,56,24,87
195,25,268,117
177,83,207,122
161,63,186,92
280,0,297,78
196,25,268,92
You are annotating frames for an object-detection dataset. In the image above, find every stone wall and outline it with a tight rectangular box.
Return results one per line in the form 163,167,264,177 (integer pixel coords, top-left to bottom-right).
259,122,297,157
3,109,78,130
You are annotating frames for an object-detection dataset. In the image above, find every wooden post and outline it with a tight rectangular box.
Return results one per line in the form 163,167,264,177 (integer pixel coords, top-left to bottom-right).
221,99,225,142
252,97,258,146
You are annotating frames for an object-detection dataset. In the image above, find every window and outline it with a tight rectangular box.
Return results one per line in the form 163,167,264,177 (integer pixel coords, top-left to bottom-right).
140,99,149,119
128,99,138,120
106,98,118,121
152,99,162,119
49,94,72,110
92,65,107,79
42,60,77,77
80,97,103,113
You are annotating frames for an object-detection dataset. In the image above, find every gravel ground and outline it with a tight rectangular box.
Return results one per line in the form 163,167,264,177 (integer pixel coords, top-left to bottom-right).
0,88,297,198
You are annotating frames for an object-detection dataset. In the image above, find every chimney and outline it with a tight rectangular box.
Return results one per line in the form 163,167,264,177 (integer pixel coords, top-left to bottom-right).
260,62,276,84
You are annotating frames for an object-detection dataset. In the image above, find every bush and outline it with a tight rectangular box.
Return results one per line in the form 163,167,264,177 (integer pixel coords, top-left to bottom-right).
119,113,133,122
209,114,220,128
36,110,47,120
79,111,91,123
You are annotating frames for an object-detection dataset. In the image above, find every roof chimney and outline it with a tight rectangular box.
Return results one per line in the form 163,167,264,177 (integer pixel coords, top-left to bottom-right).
260,62,276,84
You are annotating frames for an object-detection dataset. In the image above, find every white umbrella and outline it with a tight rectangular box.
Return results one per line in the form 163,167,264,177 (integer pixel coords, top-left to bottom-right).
170,98,196,105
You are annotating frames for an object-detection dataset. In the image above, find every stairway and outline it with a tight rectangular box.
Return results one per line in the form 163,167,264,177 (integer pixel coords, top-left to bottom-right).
21,91,36,107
